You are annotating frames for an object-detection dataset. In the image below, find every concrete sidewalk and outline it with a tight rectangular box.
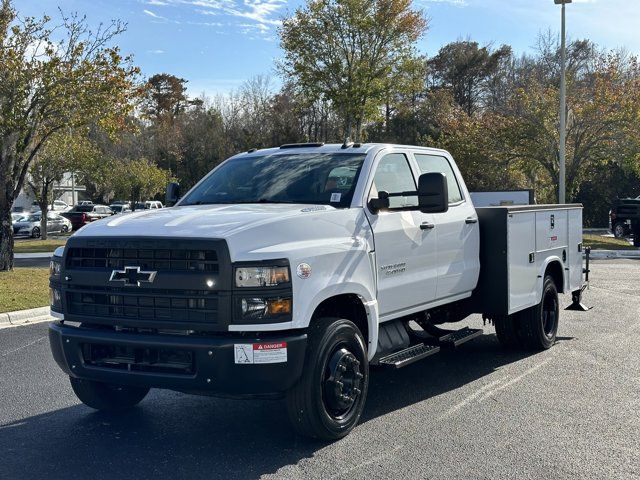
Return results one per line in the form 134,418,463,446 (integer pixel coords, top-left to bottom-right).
588,249,640,259
0,307,51,329
14,252,54,259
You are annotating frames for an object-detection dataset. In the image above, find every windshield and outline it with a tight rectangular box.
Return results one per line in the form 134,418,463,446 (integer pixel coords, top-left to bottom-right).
23,215,40,222
181,153,366,208
73,206,94,212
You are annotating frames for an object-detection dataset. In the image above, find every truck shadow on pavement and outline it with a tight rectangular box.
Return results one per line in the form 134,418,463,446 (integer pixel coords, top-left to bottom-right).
0,333,552,480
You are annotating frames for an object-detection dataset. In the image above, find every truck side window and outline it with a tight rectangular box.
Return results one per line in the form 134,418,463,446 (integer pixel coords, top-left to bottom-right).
414,154,464,204
369,153,418,209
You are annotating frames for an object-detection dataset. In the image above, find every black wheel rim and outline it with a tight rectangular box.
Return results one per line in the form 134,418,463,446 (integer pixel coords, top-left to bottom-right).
542,289,558,337
322,346,364,420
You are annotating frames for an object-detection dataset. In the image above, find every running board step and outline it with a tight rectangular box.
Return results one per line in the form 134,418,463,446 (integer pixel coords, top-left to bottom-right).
378,344,440,369
438,327,482,347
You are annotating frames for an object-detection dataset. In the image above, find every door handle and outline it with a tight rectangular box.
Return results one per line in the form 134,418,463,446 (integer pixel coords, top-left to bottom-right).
420,222,435,230
465,217,478,224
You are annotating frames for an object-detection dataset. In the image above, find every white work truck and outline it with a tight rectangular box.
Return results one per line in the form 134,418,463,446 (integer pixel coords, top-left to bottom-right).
48,143,588,440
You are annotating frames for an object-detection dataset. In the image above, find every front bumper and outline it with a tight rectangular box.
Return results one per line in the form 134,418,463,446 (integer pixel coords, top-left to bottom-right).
49,322,307,397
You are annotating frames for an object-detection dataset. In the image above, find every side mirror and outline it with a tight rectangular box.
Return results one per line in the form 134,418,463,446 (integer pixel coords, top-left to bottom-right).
418,173,448,213
368,191,390,214
166,182,181,207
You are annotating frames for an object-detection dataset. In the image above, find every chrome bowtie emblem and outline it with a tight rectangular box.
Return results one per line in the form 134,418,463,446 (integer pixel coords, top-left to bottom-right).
109,266,157,287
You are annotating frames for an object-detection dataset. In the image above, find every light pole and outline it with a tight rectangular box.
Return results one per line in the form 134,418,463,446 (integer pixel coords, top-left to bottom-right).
555,0,571,204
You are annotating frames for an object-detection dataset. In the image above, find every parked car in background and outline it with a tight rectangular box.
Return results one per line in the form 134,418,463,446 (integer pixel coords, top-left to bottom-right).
61,204,113,230
13,212,71,237
109,203,132,214
77,200,94,206
609,195,640,238
133,200,164,210
30,200,72,212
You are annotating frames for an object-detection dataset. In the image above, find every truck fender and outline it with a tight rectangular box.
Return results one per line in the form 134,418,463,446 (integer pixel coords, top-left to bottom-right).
537,256,566,302
305,283,380,360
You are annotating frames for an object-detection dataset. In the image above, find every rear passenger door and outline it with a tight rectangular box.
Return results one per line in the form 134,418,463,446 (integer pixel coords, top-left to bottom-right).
365,151,439,319
413,153,480,300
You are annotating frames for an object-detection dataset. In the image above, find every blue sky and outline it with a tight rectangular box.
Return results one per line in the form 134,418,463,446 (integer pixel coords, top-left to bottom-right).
15,0,640,97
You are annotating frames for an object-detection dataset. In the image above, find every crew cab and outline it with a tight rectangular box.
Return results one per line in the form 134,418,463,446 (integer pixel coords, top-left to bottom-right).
48,143,588,440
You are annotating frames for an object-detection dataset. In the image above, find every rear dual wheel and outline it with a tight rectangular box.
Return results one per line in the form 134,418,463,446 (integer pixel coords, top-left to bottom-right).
286,317,369,440
494,275,559,350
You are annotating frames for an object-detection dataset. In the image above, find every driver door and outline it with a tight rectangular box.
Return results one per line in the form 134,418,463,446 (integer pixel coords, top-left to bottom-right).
365,152,438,320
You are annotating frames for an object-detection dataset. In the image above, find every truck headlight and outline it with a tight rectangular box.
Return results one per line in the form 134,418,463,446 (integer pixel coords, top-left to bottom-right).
49,258,62,276
235,265,290,288
239,297,292,321
50,287,62,311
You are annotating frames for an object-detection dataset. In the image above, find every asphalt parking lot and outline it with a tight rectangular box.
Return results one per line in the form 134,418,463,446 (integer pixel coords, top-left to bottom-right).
1,260,638,480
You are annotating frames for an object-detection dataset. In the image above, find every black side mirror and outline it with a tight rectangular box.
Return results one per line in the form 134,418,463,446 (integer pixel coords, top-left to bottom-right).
166,182,181,207
418,173,448,213
368,191,390,214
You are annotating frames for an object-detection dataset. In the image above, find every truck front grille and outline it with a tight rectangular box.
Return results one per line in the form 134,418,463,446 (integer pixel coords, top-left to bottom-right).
67,286,219,324
66,247,219,272
82,342,195,375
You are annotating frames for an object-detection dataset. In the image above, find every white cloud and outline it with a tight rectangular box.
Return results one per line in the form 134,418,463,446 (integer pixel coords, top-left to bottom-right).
224,0,286,27
145,0,170,5
143,9,166,20
418,0,469,6
147,49,165,54
152,0,286,33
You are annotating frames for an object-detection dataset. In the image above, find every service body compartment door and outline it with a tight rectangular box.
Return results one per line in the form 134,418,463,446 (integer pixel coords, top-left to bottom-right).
567,208,583,292
508,212,538,314
535,210,568,254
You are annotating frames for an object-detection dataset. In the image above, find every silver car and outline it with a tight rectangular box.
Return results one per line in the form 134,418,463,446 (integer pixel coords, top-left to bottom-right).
13,212,72,238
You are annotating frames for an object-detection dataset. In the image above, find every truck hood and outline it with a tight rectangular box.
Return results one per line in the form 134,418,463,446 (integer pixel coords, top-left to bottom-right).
74,203,339,239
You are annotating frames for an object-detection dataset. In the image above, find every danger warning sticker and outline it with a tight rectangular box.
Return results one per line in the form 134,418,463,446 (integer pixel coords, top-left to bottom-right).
234,342,288,364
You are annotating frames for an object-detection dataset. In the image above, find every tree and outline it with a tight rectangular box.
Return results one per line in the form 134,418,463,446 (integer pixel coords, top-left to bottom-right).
279,0,428,141
142,73,190,120
110,158,171,206
428,40,512,116
504,50,640,203
0,1,138,269
27,129,98,239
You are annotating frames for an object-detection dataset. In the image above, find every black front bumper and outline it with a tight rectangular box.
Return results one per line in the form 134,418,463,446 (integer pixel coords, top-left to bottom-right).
49,322,307,397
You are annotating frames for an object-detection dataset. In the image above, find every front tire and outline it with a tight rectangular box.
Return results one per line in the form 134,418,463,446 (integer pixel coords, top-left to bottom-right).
286,317,369,440
31,227,40,238
519,275,559,350
70,377,149,412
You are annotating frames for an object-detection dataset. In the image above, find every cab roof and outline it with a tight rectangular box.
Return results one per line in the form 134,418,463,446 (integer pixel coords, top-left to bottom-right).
238,143,450,158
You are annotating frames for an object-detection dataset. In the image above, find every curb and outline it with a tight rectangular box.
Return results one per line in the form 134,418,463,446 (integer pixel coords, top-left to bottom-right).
584,228,610,235
0,306,51,328
587,249,640,259
14,252,54,259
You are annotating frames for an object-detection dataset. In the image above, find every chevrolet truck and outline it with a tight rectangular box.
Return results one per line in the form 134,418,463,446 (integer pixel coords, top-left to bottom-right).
48,143,588,440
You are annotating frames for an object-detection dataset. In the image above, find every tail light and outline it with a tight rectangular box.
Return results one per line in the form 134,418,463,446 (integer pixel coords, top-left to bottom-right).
81,213,87,223
610,211,616,220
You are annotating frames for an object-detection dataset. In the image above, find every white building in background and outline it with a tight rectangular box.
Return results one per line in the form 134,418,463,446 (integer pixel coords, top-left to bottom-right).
13,172,86,212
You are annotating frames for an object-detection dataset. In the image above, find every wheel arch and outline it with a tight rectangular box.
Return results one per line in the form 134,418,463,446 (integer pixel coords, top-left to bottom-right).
542,258,565,295
309,290,379,360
